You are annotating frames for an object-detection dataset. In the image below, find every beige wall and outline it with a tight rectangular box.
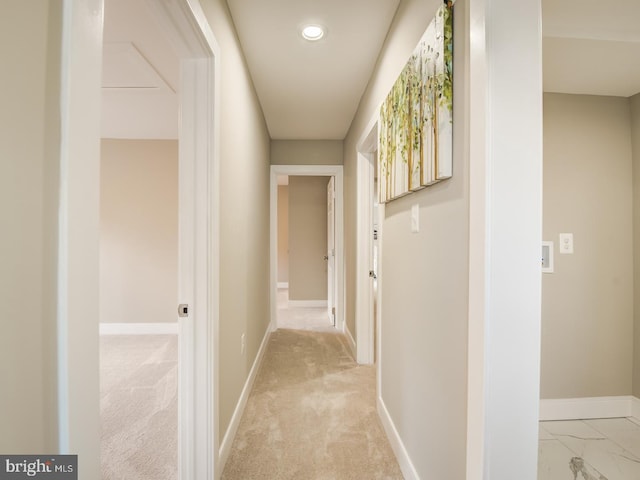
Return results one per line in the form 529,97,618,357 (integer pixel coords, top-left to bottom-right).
541,93,634,399
200,0,272,440
42,1,64,451
0,1,62,453
288,177,328,301
278,185,289,283
631,93,640,397
100,139,178,324
343,1,469,477
271,140,343,165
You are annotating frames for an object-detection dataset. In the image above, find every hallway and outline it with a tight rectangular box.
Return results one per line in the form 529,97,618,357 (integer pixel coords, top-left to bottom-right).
2,1,547,478
221,298,402,479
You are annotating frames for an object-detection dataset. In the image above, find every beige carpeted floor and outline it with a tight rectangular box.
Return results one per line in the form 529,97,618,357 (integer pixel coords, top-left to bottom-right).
222,329,403,480
276,289,336,332
100,334,178,480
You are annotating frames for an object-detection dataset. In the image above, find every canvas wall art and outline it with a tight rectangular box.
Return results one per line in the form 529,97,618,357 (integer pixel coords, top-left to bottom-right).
378,0,454,203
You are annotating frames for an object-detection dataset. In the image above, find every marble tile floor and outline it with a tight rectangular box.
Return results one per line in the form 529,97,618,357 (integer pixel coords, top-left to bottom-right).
538,417,640,480
276,288,337,332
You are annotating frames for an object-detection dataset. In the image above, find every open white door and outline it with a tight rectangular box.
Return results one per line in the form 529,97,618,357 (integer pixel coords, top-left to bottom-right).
148,2,220,478
327,177,336,326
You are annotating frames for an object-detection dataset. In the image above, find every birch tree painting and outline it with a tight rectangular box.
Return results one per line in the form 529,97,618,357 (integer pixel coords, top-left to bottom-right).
378,0,454,203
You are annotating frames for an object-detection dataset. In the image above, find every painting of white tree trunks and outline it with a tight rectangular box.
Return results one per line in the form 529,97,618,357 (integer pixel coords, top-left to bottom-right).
378,1,454,203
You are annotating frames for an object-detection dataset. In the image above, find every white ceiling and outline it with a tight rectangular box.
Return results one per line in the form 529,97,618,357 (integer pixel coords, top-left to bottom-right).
226,0,401,140
102,0,640,141
542,0,640,97
101,0,179,139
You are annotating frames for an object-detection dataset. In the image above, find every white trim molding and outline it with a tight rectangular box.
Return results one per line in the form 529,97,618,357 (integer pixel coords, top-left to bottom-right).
277,282,289,289
218,326,272,471
99,323,179,335
633,397,640,420
378,397,419,480
466,0,543,478
288,300,328,308
354,110,379,365
540,396,635,421
148,2,221,479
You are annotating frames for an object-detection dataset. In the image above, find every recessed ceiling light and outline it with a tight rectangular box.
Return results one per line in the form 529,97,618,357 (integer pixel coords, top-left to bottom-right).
301,25,325,41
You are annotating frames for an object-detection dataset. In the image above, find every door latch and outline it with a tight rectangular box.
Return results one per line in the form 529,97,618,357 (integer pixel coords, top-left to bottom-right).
178,304,189,317
369,270,377,279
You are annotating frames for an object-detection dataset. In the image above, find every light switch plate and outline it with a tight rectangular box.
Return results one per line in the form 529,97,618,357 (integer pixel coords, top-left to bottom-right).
411,204,419,233
559,233,573,254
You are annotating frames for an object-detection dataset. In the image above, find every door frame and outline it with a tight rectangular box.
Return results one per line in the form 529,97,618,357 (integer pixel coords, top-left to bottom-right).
60,0,220,478
147,2,220,478
327,176,337,326
355,112,379,365
270,165,345,334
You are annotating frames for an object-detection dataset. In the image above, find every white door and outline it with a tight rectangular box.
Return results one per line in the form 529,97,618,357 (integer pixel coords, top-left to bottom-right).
327,177,336,326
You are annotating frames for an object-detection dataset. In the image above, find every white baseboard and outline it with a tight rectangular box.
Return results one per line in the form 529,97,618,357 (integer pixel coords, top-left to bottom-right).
344,325,356,359
99,322,178,335
539,396,635,421
378,396,419,480
288,300,327,308
218,325,272,470
277,282,289,289
633,397,640,420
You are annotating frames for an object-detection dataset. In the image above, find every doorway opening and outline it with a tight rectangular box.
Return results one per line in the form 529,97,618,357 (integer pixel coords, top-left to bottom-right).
275,174,338,332
270,165,347,343
99,1,180,476
96,0,219,478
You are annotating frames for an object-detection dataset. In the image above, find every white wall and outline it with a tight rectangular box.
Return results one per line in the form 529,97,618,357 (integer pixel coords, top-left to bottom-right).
344,1,469,477
199,0,272,441
100,139,178,324
542,93,634,399
288,177,328,301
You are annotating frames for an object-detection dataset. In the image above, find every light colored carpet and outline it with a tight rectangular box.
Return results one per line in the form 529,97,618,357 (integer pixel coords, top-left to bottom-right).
222,329,403,480
100,334,178,480
276,289,336,332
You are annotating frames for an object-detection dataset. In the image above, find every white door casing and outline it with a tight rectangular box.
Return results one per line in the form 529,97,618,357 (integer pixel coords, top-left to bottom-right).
59,0,220,477
355,111,379,365
270,165,345,334
327,177,336,326
133,1,221,479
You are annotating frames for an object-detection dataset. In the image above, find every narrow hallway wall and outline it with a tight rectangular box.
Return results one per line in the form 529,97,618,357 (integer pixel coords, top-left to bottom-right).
0,1,52,453
200,0,272,442
271,140,343,165
343,0,469,477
